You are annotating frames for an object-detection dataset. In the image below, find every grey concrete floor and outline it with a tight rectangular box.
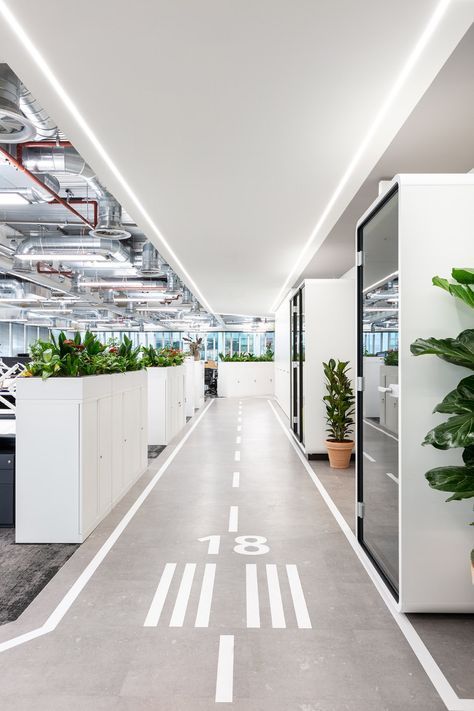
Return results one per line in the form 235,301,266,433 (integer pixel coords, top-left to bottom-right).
0,398,456,709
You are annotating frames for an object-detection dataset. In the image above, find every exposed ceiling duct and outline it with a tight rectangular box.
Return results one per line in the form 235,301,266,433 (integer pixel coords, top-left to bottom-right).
0,64,35,143
22,145,130,240
14,235,130,263
141,242,164,275
19,85,58,141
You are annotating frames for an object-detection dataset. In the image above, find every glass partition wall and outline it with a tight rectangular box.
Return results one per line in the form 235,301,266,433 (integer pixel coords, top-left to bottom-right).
290,286,304,444
357,186,399,598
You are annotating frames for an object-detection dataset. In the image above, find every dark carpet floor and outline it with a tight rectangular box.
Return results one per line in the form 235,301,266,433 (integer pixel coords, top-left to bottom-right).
0,529,78,624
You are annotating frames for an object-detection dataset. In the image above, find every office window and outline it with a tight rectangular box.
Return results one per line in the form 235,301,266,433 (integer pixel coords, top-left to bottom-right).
12,323,25,355
0,323,10,356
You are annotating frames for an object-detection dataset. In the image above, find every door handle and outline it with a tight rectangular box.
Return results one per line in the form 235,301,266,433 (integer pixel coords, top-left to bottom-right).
378,386,392,393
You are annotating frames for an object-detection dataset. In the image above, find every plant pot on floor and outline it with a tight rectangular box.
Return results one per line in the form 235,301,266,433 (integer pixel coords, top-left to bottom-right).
325,439,354,469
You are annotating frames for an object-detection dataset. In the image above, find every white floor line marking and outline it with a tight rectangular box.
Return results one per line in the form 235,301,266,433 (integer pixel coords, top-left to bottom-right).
232,471,240,488
195,563,216,628
386,471,399,484
363,450,376,463
268,399,474,711
234,450,240,462
286,564,312,629
215,635,234,703
143,563,176,627
246,564,260,628
237,416,242,423
236,435,241,444
239,400,242,405
169,563,196,627
363,418,399,442
0,400,215,655
228,505,239,533
266,564,286,629
237,425,241,432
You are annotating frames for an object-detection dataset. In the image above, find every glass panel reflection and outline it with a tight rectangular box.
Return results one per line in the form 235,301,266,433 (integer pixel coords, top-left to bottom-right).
359,187,399,593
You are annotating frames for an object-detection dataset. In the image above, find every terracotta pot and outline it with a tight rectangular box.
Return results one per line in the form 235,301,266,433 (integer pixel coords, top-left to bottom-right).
194,352,201,361
326,439,354,469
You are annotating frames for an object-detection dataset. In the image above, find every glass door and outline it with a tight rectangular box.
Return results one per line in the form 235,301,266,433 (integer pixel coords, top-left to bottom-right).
357,186,399,598
290,286,305,444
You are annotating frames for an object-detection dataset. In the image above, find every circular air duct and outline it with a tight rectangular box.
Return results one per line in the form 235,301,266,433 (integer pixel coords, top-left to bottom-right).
0,65,35,143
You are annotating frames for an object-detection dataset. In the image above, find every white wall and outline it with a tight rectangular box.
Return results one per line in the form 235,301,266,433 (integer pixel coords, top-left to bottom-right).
274,297,291,417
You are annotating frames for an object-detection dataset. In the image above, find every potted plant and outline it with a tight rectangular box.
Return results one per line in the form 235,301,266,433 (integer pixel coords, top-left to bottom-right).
183,336,202,361
323,358,355,469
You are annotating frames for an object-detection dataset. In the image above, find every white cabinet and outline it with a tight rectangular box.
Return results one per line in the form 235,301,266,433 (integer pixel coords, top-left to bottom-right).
184,360,204,416
16,370,148,543
147,366,186,445
217,362,274,397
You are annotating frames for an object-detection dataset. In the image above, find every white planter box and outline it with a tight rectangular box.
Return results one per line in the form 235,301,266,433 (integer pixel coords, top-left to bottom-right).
16,369,148,544
147,365,185,445
184,359,204,416
218,362,274,397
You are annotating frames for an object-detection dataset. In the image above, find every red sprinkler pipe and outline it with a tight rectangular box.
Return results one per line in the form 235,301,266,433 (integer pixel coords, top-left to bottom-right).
16,140,72,165
0,144,95,230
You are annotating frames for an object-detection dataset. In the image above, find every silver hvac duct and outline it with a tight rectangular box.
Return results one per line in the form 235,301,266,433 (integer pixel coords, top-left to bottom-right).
19,85,58,141
141,242,164,275
181,286,192,305
0,278,24,299
21,145,130,240
15,235,130,263
0,65,35,143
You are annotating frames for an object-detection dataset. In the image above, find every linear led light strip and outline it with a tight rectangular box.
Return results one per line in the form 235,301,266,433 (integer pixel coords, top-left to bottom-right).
270,0,452,313
0,1,217,320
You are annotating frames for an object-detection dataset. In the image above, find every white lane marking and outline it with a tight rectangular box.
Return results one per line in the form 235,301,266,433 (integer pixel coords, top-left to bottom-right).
143,563,176,627
215,635,234,703
228,506,239,533
286,565,312,629
0,400,215,655
386,472,399,484
246,563,260,628
232,472,240,488
363,418,399,442
239,400,242,405
236,435,241,444
169,563,196,627
266,564,286,628
363,451,376,463
195,564,216,628
268,399,474,711
234,450,241,462
238,416,242,423
237,425,242,432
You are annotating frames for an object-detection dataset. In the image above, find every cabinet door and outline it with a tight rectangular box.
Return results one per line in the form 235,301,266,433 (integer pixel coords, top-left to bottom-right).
139,385,148,473
111,392,124,503
176,372,185,433
122,387,141,486
81,399,99,537
98,396,113,516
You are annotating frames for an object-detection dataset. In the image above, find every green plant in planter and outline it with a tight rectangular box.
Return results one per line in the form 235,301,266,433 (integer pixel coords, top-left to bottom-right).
411,267,474,521
141,345,185,367
322,359,355,442
384,350,399,366
218,350,274,362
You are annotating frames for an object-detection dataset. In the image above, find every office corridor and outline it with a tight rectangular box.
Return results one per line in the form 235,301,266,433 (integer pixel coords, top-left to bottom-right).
0,398,445,710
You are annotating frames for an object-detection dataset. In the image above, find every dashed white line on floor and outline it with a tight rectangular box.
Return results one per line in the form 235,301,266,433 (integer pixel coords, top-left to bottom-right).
215,635,234,703
266,564,286,629
232,472,240,488
143,563,176,627
246,564,260,628
286,564,312,629
195,564,216,628
386,472,399,484
236,435,241,444
363,451,376,463
228,505,239,532
169,563,196,627
234,450,240,462
237,425,241,432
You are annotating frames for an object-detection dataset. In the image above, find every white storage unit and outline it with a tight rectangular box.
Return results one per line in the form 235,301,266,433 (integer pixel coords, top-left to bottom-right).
275,300,291,418
356,174,474,612
16,370,147,544
147,365,186,445
184,359,204,416
217,362,274,397
378,364,398,435
289,279,355,455
362,356,384,418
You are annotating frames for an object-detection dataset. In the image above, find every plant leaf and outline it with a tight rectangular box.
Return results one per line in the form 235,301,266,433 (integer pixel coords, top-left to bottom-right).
426,465,474,501
432,274,474,309
451,268,474,285
410,329,474,370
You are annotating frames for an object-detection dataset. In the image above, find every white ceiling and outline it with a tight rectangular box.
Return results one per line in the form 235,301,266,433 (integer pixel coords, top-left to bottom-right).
0,1,472,316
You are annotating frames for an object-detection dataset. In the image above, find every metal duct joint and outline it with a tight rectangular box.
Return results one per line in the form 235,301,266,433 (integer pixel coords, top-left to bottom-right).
21,145,130,240
15,235,130,263
0,278,24,299
141,242,164,275
0,65,35,143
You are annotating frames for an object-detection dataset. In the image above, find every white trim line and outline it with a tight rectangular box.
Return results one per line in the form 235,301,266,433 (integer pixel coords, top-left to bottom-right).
268,399,474,711
215,635,234,703
0,399,214,654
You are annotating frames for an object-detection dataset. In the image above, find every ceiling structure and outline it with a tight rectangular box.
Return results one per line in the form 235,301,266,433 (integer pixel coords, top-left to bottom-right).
0,1,472,318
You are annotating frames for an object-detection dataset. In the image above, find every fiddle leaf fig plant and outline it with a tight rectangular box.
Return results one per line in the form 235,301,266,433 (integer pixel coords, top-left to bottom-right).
322,359,355,442
410,267,474,523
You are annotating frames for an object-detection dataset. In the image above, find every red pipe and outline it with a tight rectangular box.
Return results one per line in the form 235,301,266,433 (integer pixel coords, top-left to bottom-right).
37,263,73,277
68,197,98,228
16,141,72,165
0,145,95,230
